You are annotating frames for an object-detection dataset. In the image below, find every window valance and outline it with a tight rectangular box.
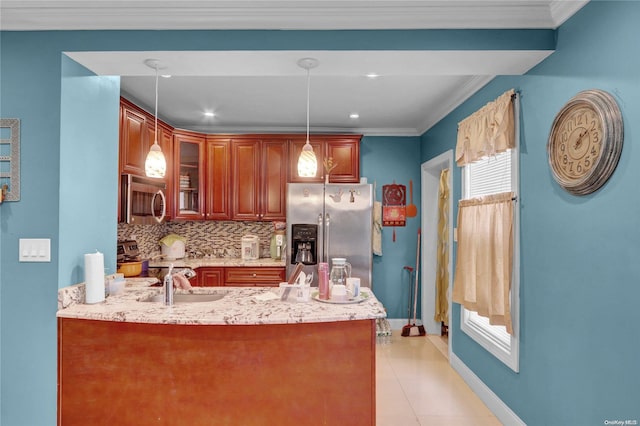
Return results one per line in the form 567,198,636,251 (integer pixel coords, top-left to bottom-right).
456,89,516,166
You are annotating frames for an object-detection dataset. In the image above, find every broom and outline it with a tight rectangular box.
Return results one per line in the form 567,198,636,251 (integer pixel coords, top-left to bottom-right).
402,228,426,337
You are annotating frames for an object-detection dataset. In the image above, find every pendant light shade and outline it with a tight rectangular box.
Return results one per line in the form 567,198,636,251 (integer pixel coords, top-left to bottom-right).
297,58,319,178
144,59,167,178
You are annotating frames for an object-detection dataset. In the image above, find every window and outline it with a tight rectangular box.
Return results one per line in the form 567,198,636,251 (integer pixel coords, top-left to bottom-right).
460,140,520,372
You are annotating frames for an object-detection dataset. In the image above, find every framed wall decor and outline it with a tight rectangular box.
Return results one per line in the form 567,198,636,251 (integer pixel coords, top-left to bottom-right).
0,118,20,202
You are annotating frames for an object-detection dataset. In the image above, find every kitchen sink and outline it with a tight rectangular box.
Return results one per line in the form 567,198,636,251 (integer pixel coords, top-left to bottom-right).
141,292,227,303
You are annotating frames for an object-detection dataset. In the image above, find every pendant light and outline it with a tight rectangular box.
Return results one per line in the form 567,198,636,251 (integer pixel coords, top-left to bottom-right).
297,57,319,178
144,59,167,178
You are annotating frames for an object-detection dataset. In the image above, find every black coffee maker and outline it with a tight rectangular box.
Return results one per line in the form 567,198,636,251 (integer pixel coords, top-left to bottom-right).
291,224,317,266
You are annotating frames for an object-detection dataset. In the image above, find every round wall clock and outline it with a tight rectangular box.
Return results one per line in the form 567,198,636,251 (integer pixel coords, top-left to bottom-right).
547,89,623,195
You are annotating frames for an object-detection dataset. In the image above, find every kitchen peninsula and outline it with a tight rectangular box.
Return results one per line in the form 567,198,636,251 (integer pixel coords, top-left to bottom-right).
57,281,386,425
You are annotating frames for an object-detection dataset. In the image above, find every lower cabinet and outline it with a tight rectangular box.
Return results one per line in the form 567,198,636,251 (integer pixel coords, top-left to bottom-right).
224,267,285,287
58,318,376,425
195,267,224,286
194,266,285,287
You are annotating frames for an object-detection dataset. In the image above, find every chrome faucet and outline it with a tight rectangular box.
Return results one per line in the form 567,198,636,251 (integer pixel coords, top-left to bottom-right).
164,264,174,306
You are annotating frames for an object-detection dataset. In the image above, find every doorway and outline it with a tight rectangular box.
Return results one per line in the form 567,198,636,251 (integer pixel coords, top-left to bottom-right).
420,150,454,356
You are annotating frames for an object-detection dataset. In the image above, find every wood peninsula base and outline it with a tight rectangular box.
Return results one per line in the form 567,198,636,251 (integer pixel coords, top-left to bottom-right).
58,318,376,425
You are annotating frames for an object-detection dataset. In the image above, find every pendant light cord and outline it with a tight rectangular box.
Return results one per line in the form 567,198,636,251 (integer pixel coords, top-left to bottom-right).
306,67,310,143
154,64,159,144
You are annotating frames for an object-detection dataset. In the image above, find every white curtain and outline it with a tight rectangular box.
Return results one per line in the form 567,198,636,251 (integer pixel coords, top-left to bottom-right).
452,192,514,334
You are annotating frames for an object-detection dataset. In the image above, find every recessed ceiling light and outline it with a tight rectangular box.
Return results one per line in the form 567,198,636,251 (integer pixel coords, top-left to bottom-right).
204,111,215,117
365,73,379,79
349,113,360,119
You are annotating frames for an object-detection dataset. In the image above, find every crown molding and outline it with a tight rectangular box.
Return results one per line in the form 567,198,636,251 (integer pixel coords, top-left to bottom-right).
1,1,589,31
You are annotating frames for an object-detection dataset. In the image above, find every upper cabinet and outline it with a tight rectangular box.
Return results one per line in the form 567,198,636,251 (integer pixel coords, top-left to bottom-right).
288,135,361,183
205,136,231,220
119,98,362,223
119,98,174,220
231,137,288,221
146,122,174,219
173,130,206,220
325,136,361,183
119,100,147,177
119,97,173,181
173,133,231,221
288,137,324,183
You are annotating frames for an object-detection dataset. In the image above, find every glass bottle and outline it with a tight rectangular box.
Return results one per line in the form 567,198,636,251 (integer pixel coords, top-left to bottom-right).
318,262,329,300
329,258,351,288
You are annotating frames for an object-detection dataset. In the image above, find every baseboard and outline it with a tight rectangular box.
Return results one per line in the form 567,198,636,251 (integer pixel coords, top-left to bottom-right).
450,352,526,426
387,318,410,330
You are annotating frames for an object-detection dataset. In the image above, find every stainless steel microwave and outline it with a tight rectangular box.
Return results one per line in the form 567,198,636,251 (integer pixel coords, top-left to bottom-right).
120,174,166,225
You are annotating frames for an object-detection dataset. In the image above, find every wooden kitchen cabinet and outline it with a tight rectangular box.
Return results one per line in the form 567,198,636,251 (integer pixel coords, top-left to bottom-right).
326,136,361,183
119,98,175,221
119,99,147,176
205,136,231,220
195,267,224,286
58,317,376,425
288,134,361,183
224,267,285,287
173,134,231,221
288,136,324,183
119,101,362,224
231,138,287,221
146,122,174,219
173,130,206,220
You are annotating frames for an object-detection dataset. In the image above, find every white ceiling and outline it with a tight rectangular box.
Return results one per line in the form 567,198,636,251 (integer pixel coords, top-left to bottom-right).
2,1,589,136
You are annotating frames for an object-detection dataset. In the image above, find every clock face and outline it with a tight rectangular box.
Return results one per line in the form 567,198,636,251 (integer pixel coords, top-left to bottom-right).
550,106,603,182
547,90,623,195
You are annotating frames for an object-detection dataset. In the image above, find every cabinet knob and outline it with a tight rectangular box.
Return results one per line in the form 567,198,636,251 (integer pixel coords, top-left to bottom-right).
252,273,257,277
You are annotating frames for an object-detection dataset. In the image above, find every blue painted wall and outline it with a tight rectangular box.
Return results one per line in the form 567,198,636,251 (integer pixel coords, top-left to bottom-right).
0,21,588,426
59,56,120,285
421,2,640,424
361,136,421,320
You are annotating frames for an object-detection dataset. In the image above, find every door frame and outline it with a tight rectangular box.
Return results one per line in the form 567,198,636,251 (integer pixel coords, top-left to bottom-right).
420,150,454,346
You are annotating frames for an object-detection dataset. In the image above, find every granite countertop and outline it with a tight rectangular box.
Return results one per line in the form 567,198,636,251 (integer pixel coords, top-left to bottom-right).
149,257,286,269
57,279,387,326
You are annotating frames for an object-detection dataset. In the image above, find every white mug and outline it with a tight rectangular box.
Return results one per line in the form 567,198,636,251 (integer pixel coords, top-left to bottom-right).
331,284,348,301
346,277,360,298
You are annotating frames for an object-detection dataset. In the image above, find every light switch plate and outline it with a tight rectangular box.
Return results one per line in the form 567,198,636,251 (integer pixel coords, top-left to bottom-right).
19,238,51,262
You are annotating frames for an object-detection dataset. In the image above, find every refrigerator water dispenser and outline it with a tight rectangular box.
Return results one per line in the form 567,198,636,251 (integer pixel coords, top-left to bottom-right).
291,224,317,266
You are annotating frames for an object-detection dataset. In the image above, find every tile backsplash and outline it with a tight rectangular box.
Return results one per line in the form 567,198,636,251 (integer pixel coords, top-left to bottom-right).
118,221,278,259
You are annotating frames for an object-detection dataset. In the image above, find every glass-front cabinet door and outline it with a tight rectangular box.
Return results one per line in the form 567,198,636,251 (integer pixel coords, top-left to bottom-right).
174,130,205,220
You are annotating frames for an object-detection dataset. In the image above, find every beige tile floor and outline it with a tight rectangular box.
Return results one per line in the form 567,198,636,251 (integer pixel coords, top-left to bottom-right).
376,331,503,426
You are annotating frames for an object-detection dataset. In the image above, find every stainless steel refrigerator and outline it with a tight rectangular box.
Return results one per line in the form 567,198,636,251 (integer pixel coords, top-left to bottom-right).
286,183,373,288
